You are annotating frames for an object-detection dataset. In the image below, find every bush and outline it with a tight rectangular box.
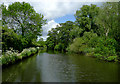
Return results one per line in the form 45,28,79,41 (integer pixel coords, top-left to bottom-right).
94,53,103,59
105,56,118,62
54,43,64,51
67,37,86,53
1,47,39,65
1,49,18,65
93,37,118,61
67,32,98,53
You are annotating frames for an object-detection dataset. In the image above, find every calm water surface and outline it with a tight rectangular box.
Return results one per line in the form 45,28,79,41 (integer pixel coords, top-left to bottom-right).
2,51,120,82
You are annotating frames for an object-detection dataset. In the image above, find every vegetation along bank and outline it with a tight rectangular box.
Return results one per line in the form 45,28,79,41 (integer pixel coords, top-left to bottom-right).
0,2,120,64
46,2,120,62
0,2,47,66
0,47,41,66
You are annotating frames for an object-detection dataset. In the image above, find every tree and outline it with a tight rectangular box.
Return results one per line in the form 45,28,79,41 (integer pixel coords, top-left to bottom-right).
2,2,46,41
58,21,74,45
95,2,119,38
46,28,58,50
67,31,98,53
70,25,83,39
2,26,23,51
46,21,74,51
95,2,120,56
74,4,100,36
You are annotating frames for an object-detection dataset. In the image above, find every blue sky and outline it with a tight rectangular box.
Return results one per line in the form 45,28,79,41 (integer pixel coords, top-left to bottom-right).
54,14,76,23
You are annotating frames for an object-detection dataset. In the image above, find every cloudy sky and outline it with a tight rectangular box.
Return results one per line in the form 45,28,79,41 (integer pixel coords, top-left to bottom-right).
0,0,119,41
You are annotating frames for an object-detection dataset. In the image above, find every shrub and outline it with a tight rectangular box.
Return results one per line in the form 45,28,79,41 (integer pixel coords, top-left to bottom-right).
105,56,118,62
54,43,64,51
94,53,103,60
93,37,118,61
67,37,86,53
67,32,98,53
1,47,39,65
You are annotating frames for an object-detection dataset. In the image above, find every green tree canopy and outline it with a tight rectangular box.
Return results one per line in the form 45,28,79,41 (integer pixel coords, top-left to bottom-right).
46,21,74,51
2,2,46,40
95,2,119,39
74,4,100,36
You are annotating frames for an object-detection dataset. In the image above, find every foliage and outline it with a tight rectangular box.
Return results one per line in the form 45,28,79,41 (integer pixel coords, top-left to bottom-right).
54,43,64,51
94,37,117,60
1,2,46,52
2,2,46,39
67,37,86,53
46,2,119,62
67,32,97,53
34,38,46,47
70,25,83,39
67,32,118,61
94,2,120,57
95,2,119,38
2,26,35,52
46,21,74,51
106,56,118,62
2,26,23,51
1,2,120,63
74,4,100,36
0,47,40,65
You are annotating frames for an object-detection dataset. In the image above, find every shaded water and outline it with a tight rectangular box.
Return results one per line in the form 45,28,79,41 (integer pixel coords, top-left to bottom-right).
2,51,120,82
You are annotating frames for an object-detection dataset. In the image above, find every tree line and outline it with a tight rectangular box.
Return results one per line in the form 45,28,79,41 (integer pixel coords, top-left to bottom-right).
46,2,120,61
0,2,120,62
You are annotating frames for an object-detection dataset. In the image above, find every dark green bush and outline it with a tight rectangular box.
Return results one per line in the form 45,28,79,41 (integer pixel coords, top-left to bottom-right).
93,37,118,61
54,43,64,51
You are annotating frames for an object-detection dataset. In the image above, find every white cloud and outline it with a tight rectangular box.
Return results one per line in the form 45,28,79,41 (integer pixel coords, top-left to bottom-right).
34,2,81,20
31,2,103,20
39,20,59,41
1,0,117,20
43,20,59,33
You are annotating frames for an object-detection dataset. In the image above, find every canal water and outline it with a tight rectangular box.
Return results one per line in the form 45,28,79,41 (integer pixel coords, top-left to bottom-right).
2,51,120,82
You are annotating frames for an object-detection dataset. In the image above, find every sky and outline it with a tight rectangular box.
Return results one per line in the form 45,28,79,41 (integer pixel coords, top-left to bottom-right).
0,0,119,41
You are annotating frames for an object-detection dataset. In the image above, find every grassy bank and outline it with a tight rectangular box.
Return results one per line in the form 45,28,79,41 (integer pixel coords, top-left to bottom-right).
0,47,40,66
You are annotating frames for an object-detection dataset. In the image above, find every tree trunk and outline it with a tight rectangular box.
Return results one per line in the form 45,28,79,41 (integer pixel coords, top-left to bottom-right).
106,28,109,37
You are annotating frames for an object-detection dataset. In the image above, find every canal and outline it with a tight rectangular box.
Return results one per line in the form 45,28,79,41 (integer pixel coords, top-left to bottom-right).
2,51,120,82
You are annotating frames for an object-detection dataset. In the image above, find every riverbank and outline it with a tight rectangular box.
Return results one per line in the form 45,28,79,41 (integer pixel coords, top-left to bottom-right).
66,50,119,62
85,52,119,62
0,47,40,66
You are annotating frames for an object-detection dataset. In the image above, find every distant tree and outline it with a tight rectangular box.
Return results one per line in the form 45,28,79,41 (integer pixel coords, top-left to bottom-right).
46,21,74,51
58,21,74,45
46,28,58,50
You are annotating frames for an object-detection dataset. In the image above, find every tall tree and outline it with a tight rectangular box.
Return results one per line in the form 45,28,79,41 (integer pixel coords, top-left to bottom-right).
74,4,100,36
2,2,46,40
95,2,120,53
46,21,74,50
58,21,74,45
46,28,58,50
95,2,119,38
